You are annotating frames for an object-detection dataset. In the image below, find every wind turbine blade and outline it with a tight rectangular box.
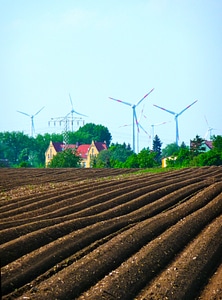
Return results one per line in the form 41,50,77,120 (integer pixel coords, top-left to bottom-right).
136,88,154,107
133,109,140,133
17,110,30,117
153,104,176,115
177,100,198,116
138,122,149,135
138,105,145,122
34,106,45,116
204,115,209,127
72,110,88,118
152,121,169,126
119,123,132,128
204,129,209,140
69,94,74,109
109,97,132,107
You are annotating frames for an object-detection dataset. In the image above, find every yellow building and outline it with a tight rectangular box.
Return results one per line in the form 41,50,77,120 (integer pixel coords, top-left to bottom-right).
85,141,107,167
45,140,107,167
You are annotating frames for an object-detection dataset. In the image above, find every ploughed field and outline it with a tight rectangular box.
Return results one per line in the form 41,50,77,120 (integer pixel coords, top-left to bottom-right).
0,167,222,300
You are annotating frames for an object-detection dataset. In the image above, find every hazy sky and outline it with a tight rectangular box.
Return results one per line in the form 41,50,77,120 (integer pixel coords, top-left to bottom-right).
1,0,222,151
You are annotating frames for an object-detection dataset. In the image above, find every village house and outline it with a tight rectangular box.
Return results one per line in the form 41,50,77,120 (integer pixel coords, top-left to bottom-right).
85,141,107,167
45,140,107,167
162,140,213,168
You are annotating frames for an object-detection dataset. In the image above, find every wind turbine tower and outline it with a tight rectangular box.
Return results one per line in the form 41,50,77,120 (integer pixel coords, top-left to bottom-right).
150,121,169,149
153,100,198,146
109,88,154,152
17,107,45,137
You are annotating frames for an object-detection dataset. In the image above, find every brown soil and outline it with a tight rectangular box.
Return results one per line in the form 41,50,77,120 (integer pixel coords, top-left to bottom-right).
0,166,222,300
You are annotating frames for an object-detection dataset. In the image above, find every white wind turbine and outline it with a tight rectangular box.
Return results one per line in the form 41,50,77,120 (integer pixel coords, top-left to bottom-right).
17,107,45,137
204,116,217,140
109,88,154,152
153,100,198,146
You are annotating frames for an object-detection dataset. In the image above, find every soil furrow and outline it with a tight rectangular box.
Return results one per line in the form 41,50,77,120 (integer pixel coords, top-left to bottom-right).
0,170,213,226
135,214,222,300
1,178,217,257
75,193,222,300
0,177,137,218
0,179,208,243
1,167,222,299
0,179,127,212
197,257,222,300
3,185,222,298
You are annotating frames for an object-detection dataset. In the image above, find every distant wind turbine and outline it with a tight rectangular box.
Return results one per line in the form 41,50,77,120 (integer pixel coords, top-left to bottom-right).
68,94,88,132
119,105,151,152
109,88,154,152
204,116,217,140
17,106,45,137
150,121,170,149
153,100,198,145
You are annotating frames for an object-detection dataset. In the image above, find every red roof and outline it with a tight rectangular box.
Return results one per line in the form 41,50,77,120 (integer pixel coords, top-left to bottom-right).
51,142,107,157
94,142,107,152
77,144,90,159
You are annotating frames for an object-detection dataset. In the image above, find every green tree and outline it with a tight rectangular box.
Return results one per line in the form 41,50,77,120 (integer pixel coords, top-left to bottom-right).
195,135,222,166
0,131,34,166
109,143,133,164
94,143,133,168
196,150,222,166
212,135,222,151
124,153,139,168
190,135,206,156
94,149,111,168
162,143,180,158
137,148,157,168
172,147,191,167
71,123,112,146
48,148,82,168
152,135,162,164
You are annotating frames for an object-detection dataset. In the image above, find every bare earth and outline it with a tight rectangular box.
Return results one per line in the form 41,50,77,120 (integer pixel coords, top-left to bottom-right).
0,167,222,300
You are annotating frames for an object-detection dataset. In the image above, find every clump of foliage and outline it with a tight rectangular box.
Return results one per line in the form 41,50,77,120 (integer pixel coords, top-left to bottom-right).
164,135,222,168
48,148,82,168
94,138,162,169
0,123,111,168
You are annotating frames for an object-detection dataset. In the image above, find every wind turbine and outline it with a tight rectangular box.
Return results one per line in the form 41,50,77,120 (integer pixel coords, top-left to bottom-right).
150,121,170,149
153,100,198,146
17,106,45,137
68,94,88,132
204,116,217,140
119,105,151,152
109,88,154,152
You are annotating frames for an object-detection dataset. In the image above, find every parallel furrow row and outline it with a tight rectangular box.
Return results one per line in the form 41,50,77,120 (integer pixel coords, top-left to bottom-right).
1,167,222,299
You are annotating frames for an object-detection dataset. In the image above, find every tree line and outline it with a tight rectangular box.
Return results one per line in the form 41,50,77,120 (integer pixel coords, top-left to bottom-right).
0,123,111,167
0,122,222,168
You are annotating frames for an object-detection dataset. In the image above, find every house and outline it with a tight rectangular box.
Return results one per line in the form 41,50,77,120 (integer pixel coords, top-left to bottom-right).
162,140,214,168
204,140,213,151
162,156,177,168
45,140,107,167
45,141,77,167
85,141,107,167
190,140,213,153
76,144,90,167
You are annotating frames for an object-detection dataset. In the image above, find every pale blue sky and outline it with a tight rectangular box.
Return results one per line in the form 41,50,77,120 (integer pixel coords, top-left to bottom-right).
1,0,221,150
